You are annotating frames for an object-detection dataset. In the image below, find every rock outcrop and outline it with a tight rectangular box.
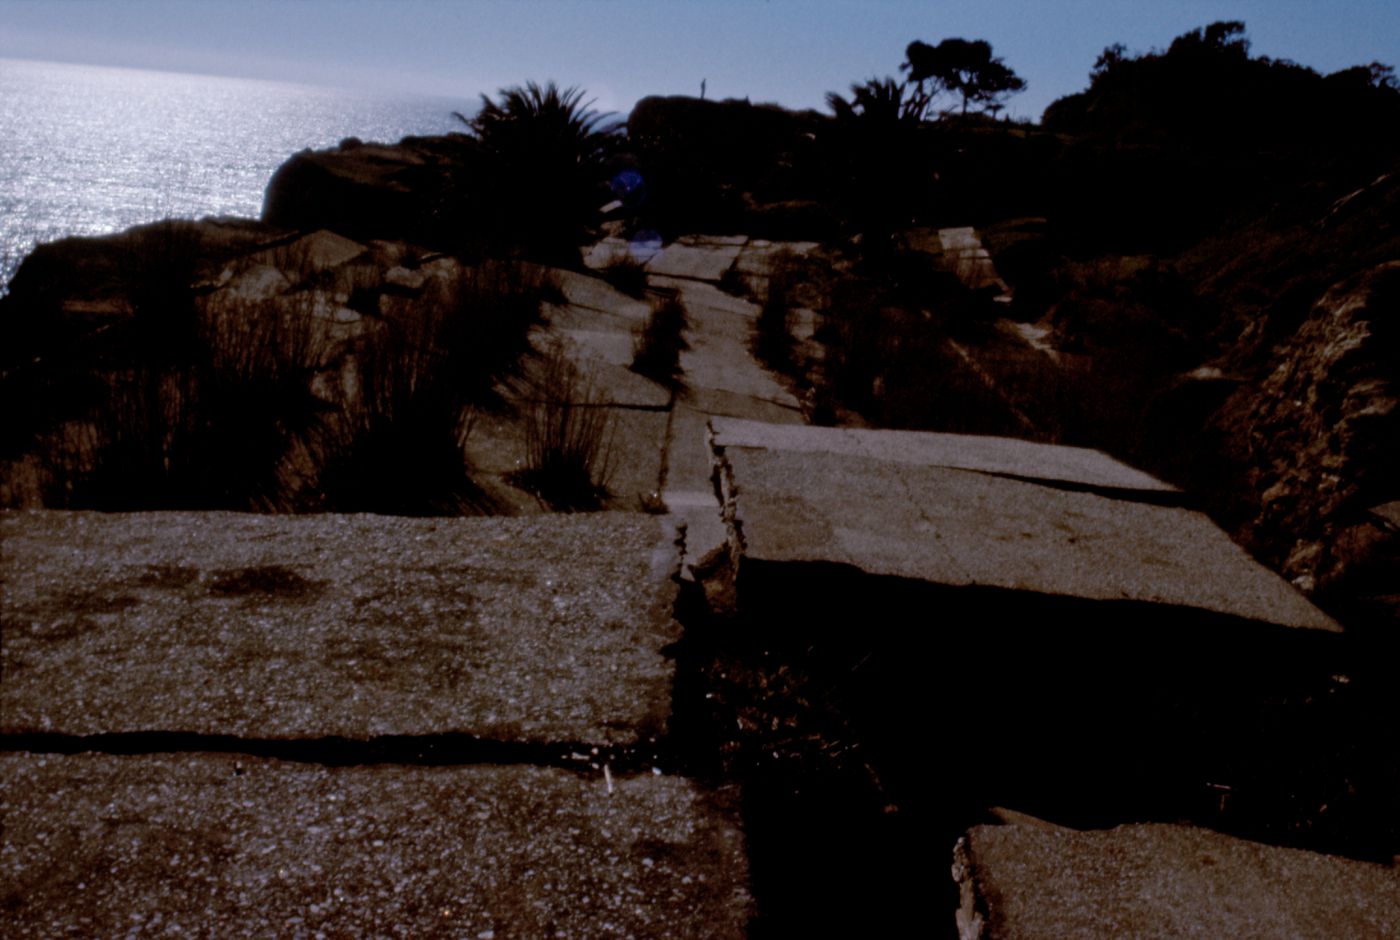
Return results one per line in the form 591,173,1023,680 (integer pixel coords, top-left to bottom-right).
0,218,544,513
261,134,478,247
1213,261,1399,620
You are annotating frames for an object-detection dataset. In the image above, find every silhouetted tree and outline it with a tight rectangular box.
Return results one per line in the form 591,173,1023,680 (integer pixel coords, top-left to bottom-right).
824,77,925,125
902,38,1027,117
1325,61,1400,93
823,78,934,252
1166,20,1250,59
1041,20,1400,249
455,82,621,262
1092,43,1128,79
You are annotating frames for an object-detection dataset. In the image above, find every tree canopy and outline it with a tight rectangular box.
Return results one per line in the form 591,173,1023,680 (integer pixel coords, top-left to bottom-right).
1043,20,1400,142
901,38,1027,117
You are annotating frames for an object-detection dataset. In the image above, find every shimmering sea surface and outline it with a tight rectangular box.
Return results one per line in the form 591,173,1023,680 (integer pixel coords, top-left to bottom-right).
0,58,474,289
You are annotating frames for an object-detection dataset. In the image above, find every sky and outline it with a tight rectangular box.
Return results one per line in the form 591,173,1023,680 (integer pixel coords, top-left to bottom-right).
3,0,1398,120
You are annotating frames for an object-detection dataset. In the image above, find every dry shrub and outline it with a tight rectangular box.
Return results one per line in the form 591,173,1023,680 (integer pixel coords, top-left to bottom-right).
718,264,751,298
314,261,547,514
631,292,688,387
512,338,615,511
600,255,649,298
33,254,549,514
43,289,329,510
754,249,800,371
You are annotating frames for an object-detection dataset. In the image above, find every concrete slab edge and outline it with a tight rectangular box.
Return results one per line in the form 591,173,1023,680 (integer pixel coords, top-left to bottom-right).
952,835,988,940
697,419,745,613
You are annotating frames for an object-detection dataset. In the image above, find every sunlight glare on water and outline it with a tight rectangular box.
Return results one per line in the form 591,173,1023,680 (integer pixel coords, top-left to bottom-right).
0,58,473,289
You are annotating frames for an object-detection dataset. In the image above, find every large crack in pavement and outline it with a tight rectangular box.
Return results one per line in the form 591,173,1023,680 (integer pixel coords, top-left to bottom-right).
1,731,678,776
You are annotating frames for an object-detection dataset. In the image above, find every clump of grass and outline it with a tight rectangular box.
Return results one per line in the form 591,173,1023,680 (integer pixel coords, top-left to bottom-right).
512,339,615,511
30,251,548,515
754,250,800,372
37,219,331,510
631,292,689,387
43,289,330,510
344,266,383,317
315,261,546,514
600,255,649,298
718,264,751,298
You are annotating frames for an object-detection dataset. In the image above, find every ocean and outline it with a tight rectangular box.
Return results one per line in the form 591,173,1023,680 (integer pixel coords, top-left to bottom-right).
0,58,475,290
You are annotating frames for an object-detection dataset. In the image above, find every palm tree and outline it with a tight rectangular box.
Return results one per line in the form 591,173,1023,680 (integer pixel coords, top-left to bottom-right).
459,82,618,164
823,79,933,251
824,77,925,126
454,82,621,262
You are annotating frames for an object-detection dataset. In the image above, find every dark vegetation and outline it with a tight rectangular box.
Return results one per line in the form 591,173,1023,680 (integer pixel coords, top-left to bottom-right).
675,570,1398,937
629,291,688,387
315,261,545,514
599,254,649,298
1042,20,1400,251
0,222,549,514
510,338,614,511
902,37,1027,118
751,251,797,373
626,95,830,240
453,81,622,265
625,37,1033,244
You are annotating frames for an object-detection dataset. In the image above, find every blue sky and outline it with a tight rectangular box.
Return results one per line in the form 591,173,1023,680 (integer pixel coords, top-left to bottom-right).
3,0,1398,120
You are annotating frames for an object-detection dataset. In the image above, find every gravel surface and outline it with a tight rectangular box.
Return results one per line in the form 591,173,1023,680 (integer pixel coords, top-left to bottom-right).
1,751,752,939
2,511,681,744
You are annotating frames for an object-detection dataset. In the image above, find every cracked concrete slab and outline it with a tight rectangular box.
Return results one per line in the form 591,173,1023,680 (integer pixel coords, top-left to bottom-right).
1,511,683,744
683,386,802,424
646,241,745,282
731,240,821,295
536,275,672,411
676,234,749,247
938,226,1010,294
1,752,753,939
580,235,635,270
651,276,760,324
938,226,984,253
544,300,648,336
711,418,1175,497
651,278,802,416
550,269,653,323
529,326,672,410
953,823,1400,940
595,407,672,510
660,404,730,577
709,420,1337,631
